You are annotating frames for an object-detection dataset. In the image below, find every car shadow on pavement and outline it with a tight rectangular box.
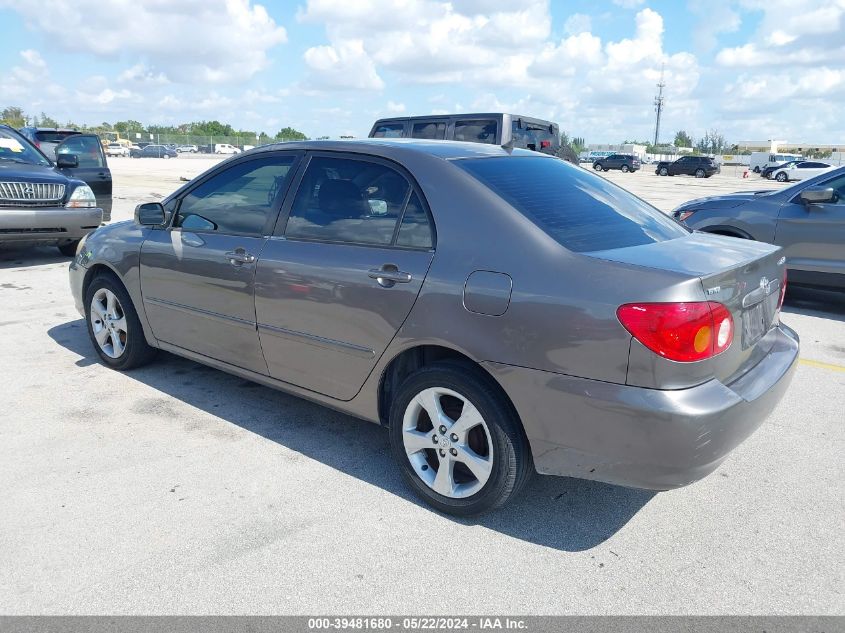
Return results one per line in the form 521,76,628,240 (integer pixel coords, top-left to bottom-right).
48,318,654,552
782,286,845,323
0,245,71,270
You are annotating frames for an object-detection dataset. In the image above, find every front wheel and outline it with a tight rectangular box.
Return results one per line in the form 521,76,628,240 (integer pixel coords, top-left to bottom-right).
753,166,761,173
389,362,532,516
695,168,706,178
659,167,668,176
776,172,788,182
593,163,603,171
621,164,630,173
163,154,171,159
85,274,157,370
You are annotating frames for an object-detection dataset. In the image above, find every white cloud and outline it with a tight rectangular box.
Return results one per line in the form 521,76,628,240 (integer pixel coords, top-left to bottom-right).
564,13,592,36
0,0,287,82
118,64,169,85
612,0,646,7
386,101,406,113
303,39,385,91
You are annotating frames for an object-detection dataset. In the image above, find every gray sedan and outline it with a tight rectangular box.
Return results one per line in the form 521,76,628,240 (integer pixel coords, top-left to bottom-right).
69,140,798,515
674,165,845,290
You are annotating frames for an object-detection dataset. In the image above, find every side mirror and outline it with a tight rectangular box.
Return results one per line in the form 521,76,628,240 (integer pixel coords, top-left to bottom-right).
800,187,836,205
56,154,79,168
135,202,166,226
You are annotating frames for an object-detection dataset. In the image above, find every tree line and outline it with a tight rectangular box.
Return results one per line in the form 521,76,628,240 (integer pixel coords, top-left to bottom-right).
0,106,308,142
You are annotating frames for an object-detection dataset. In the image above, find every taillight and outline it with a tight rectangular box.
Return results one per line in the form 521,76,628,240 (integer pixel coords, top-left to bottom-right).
540,140,550,148
778,268,787,309
617,302,734,362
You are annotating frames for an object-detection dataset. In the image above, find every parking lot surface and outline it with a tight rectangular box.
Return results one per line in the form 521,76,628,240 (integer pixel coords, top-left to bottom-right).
1,157,843,614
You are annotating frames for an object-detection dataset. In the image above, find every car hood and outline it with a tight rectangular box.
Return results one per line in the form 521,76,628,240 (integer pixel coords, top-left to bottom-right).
587,231,777,278
0,161,66,183
674,190,775,212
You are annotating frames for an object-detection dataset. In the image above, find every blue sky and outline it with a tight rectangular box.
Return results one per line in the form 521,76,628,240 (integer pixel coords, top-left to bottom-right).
1,0,843,144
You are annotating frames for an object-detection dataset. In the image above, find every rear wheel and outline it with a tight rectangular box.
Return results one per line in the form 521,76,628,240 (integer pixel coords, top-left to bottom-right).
776,172,788,182
753,166,761,173
695,168,706,178
84,274,157,370
389,362,532,516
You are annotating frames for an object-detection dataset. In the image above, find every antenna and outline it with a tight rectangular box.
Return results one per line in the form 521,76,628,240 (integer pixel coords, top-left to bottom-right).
653,64,665,147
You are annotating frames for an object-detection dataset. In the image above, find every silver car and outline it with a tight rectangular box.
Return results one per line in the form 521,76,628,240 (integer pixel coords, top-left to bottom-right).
69,140,799,515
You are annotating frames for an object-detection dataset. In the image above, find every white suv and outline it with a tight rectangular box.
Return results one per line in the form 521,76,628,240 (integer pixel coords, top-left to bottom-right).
214,143,241,155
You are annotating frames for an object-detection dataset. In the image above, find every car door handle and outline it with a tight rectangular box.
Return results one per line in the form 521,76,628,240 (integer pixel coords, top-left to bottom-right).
226,249,256,265
368,266,412,287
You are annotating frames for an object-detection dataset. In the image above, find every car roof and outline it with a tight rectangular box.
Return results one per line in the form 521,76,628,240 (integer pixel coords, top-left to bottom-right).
247,138,546,161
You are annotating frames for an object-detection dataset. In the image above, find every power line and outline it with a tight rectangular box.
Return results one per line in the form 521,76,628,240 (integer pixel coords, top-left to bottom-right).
653,64,665,147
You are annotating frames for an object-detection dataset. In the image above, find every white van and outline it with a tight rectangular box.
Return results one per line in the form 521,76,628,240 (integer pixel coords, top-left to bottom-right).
748,151,802,173
214,143,241,155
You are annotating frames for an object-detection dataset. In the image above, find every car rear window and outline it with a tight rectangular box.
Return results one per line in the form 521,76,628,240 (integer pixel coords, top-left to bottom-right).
457,156,688,253
371,123,405,138
454,120,497,144
34,131,79,143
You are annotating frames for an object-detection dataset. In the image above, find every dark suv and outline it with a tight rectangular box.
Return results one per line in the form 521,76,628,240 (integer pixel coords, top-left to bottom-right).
655,156,720,178
592,153,640,173
18,127,82,161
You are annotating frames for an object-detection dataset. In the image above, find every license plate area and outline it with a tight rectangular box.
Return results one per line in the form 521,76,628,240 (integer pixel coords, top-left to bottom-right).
741,291,779,348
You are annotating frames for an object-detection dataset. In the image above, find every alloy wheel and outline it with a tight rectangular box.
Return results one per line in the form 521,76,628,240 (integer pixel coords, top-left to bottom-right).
89,288,128,359
402,387,494,499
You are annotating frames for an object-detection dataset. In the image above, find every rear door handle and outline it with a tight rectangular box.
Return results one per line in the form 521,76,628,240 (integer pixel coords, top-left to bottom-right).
226,249,256,265
368,265,412,287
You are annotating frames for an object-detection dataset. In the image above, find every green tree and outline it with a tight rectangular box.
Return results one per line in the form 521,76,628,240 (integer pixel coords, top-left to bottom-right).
33,112,60,128
674,130,693,147
695,129,727,155
1,106,26,128
275,126,308,141
571,136,586,153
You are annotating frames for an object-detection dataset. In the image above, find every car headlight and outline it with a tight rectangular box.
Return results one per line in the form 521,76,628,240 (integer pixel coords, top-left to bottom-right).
66,184,97,208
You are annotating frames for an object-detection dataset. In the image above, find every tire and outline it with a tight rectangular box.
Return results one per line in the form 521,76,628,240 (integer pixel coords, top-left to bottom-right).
695,168,706,178
776,172,788,182
659,167,668,176
163,154,170,159
593,163,603,171
57,240,80,257
84,273,157,370
621,164,630,173
753,166,761,173
388,361,533,516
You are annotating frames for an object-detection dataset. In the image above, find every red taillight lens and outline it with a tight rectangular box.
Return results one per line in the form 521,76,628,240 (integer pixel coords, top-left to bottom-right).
617,301,734,362
778,268,787,309
540,140,550,148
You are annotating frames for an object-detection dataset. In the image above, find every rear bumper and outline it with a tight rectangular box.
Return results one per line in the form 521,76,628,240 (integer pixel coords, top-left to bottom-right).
483,323,799,490
0,206,103,243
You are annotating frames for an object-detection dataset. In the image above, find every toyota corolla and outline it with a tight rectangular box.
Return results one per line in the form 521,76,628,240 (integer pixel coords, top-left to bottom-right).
69,140,799,515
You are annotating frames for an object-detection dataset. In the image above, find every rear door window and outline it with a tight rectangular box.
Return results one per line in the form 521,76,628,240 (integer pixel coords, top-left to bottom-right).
411,121,447,140
284,156,410,246
453,119,498,144
457,156,688,253
371,123,405,138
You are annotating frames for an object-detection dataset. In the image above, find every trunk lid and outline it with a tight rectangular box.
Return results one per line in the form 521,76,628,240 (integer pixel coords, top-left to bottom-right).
589,232,786,385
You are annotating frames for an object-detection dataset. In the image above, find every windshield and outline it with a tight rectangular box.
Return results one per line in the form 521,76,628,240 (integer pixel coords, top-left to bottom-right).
0,128,51,166
457,156,688,253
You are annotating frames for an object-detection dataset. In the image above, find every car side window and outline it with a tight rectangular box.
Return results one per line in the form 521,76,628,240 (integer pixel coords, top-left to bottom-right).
454,119,497,144
396,192,434,249
56,136,105,168
819,173,845,204
411,122,446,140
372,124,405,138
175,155,296,235
284,156,410,246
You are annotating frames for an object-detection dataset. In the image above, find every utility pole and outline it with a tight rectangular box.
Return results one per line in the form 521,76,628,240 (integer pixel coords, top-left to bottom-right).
653,64,665,148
